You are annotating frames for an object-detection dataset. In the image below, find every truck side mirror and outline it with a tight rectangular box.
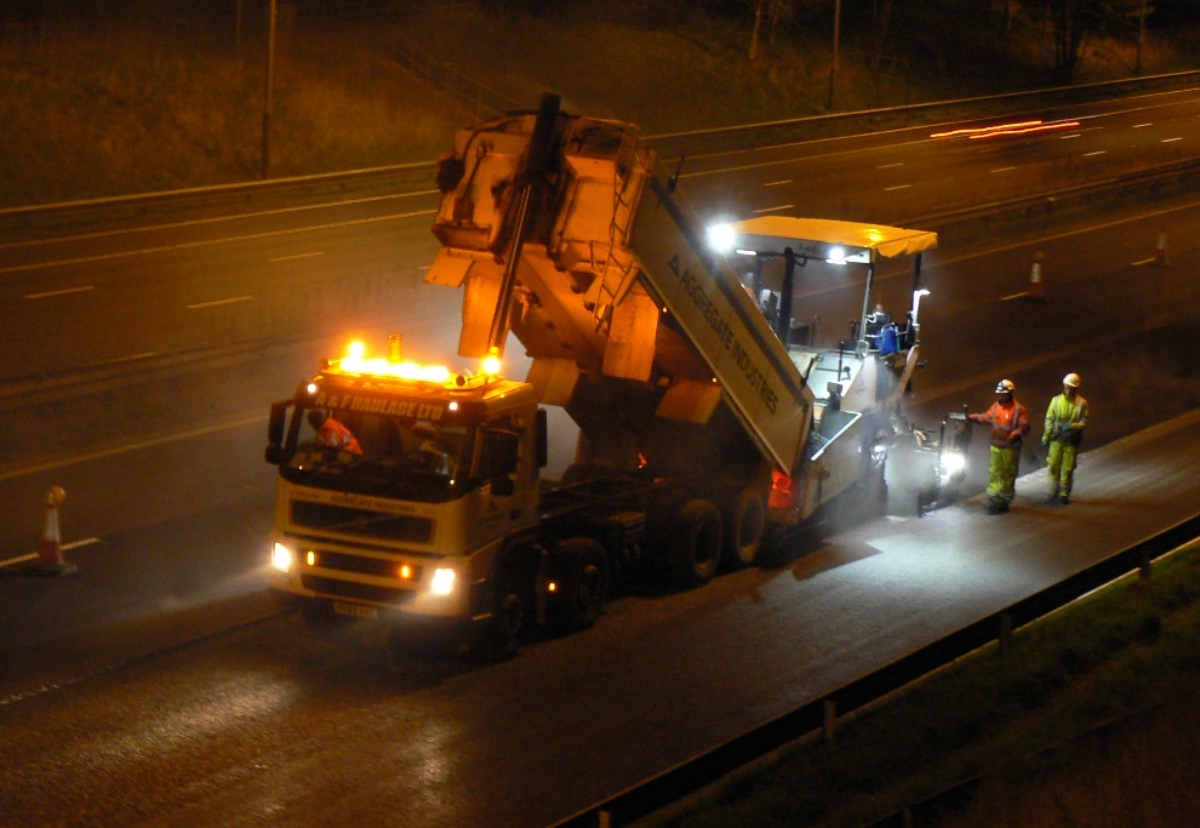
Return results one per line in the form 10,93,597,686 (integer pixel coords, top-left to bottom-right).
265,401,290,465
479,429,519,496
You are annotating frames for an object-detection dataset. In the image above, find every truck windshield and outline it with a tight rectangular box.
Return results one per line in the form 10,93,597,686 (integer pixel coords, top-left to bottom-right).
279,406,475,502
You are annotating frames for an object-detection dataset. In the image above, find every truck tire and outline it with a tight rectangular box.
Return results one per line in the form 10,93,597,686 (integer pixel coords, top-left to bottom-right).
554,538,610,630
669,499,722,587
722,486,766,569
476,583,525,662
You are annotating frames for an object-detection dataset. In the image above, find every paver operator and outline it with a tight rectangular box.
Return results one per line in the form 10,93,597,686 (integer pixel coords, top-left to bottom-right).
970,379,1030,514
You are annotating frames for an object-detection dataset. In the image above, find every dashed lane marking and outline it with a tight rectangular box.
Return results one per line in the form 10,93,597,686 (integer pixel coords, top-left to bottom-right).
187,295,254,310
25,285,95,299
0,209,437,275
0,414,267,483
269,251,325,262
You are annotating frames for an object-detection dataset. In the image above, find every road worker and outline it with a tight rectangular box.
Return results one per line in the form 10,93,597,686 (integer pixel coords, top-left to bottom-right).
411,423,456,477
307,409,363,455
969,379,1030,513
1042,372,1089,504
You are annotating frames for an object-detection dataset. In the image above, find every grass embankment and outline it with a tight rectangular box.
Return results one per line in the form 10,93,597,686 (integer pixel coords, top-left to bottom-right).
0,20,477,206
657,543,1200,827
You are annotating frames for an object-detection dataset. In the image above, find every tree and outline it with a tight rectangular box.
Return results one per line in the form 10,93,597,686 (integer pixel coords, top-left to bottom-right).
745,0,795,60
1025,0,1142,80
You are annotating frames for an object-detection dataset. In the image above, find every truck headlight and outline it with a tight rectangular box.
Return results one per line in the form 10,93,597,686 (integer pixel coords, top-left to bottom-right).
430,567,456,596
272,542,295,573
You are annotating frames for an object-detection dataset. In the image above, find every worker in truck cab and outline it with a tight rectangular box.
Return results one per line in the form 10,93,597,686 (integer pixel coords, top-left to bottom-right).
307,409,363,456
1042,372,1089,505
411,423,456,477
969,379,1030,514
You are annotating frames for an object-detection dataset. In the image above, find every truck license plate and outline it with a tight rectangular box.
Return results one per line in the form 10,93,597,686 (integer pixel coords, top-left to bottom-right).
333,601,378,619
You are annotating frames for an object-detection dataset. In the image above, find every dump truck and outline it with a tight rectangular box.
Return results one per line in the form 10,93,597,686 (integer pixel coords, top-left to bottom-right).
265,94,938,657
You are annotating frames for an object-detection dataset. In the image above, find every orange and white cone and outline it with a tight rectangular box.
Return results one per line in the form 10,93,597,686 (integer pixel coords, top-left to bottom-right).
1027,251,1045,300
32,485,78,577
1154,229,1169,266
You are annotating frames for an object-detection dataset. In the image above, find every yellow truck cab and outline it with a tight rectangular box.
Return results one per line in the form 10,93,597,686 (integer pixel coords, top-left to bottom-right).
266,339,549,655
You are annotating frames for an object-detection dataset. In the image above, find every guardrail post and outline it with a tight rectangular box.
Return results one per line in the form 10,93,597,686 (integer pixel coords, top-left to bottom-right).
999,613,1013,657
1139,547,1152,580
823,698,837,744
598,809,611,828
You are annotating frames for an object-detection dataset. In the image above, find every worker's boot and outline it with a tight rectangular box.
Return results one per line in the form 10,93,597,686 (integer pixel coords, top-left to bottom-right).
1058,492,1070,505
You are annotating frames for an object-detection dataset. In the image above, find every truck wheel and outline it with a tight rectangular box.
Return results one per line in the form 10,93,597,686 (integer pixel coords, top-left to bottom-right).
477,586,525,662
669,499,722,587
722,487,766,569
555,538,610,630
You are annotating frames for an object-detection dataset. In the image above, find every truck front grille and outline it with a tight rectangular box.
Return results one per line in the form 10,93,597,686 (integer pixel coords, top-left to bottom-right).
301,574,414,606
291,500,433,543
308,549,423,580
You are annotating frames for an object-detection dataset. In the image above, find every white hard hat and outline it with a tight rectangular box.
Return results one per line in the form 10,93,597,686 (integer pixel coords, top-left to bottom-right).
1063,373,1081,388
995,379,1015,394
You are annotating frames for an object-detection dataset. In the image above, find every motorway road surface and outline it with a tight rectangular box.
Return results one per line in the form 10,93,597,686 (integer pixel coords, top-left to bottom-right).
3,86,1200,381
2,410,1200,826
2,94,1200,825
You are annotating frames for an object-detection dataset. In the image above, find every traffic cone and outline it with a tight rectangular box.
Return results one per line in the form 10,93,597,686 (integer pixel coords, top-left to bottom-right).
30,485,78,577
1153,229,1169,266
1027,251,1045,300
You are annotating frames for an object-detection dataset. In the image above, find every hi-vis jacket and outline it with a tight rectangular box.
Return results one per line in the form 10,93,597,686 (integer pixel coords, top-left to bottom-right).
1045,393,1089,445
318,417,364,455
970,400,1030,448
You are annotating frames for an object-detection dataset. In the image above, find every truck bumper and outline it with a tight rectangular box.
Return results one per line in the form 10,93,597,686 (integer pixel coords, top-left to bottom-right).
270,588,482,654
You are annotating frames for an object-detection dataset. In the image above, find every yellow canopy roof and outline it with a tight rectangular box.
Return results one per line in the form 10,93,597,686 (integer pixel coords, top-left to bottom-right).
727,216,938,262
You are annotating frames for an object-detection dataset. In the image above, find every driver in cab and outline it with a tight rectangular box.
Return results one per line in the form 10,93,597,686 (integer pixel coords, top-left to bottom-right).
307,409,363,456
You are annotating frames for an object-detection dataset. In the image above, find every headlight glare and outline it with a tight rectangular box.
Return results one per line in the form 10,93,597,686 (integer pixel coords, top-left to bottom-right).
272,542,295,573
430,567,456,596
941,452,967,475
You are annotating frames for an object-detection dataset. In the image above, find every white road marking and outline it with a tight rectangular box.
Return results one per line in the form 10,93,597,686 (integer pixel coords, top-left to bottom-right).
753,203,794,213
1162,137,1183,143
0,414,267,482
991,167,1017,173
0,538,101,569
1001,291,1029,301
1060,134,1082,139
24,285,95,299
876,163,904,169
269,251,325,262
187,295,254,310
884,184,912,191
1084,150,1107,157
1133,123,1152,128
0,209,437,275
1130,257,1155,266
764,179,792,186
0,191,440,251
